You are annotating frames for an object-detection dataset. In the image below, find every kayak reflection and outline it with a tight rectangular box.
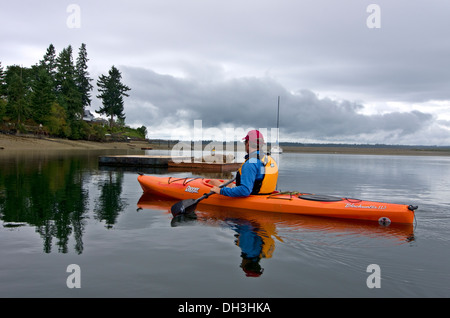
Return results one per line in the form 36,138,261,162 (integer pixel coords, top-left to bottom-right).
138,194,278,277
174,214,273,277
227,218,273,277
137,193,415,277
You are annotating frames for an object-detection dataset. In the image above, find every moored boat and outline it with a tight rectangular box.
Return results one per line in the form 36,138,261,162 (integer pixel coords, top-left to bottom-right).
270,145,283,154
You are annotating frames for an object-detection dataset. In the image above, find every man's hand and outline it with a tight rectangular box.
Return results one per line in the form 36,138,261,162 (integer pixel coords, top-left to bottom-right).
211,186,221,194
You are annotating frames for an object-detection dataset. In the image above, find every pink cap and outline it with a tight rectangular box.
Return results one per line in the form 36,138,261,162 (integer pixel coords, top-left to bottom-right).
243,130,265,143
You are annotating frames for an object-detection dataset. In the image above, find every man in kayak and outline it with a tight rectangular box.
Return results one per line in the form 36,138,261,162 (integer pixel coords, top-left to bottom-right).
210,130,278,197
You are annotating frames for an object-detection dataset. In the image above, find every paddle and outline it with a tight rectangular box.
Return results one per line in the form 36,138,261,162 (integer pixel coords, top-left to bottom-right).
171,177,236,217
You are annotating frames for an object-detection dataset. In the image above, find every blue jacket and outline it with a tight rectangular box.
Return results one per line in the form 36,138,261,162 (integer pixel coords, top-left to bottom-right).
220,151,264,197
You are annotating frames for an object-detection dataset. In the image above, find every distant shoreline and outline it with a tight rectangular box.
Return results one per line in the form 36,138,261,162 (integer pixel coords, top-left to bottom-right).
148,139,450,156
1,134,449,156
280,145,450,156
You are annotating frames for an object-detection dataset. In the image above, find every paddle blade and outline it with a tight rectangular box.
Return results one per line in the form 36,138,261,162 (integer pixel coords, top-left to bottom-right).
171,199,198,216
170,212,198,227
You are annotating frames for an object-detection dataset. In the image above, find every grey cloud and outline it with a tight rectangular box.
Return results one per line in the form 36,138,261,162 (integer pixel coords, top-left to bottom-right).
122,66,437,144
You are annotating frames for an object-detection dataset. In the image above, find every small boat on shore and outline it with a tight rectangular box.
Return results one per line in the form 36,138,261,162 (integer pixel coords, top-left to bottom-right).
270,145,283,154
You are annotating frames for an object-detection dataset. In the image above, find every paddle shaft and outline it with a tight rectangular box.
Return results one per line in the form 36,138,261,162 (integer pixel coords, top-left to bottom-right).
171,177,237,216
193,177,236,204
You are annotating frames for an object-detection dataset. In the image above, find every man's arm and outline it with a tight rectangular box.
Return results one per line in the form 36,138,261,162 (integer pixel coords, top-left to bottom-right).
218,163,258,197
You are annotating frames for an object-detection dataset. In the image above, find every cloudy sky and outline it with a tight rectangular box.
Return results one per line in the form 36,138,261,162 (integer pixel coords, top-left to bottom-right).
1,0,450,145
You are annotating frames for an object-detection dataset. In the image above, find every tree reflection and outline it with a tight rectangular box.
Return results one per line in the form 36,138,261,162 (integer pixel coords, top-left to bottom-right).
94,171,127,229
0,154,131,253
0,155,88,254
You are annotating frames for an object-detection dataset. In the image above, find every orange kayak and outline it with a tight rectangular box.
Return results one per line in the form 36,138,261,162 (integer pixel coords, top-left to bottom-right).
137,193,415,243
137,175,417,224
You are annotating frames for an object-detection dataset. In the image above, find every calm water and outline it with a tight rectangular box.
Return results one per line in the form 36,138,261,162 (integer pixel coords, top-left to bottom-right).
1,149,450,298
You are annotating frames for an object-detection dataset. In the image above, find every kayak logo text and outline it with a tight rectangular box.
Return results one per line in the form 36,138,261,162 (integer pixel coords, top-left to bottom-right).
185,186,200,194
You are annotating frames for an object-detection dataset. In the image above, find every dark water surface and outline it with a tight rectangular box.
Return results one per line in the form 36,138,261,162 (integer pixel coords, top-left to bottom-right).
1,150,449,297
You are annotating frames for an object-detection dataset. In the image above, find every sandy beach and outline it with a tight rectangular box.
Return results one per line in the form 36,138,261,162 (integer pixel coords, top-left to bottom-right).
0,134,151,152
1,133,449,156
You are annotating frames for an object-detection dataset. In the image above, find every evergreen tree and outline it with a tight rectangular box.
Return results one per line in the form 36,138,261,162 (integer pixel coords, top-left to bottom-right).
40,45,57,81
55,46,82,122
39,44,58,95
1,43,138,139
0,61,6,99
96,66,131,127
30,65,54,124
5,66,29,124
0,62,7,119
75,43,93,110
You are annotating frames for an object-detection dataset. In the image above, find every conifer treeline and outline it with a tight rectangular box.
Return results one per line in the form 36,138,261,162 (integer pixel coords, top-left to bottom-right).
0,43,144,140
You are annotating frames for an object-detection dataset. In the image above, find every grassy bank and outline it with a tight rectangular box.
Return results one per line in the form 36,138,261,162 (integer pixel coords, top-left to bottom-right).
0,133,151,152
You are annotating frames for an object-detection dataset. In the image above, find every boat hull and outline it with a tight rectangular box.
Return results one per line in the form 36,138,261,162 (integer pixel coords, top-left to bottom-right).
137,175,416,224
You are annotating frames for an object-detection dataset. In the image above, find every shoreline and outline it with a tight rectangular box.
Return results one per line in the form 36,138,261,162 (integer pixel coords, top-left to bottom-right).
280,145,450,156
1,134,449,156
0,134,150,152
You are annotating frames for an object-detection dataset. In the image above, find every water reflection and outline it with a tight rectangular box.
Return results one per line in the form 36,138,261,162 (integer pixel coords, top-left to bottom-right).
228,218,273,277
0,155,89,253
0,153,239,255
137,193,415,277
171,212,275,277
0,154,129,253
94,171,127,229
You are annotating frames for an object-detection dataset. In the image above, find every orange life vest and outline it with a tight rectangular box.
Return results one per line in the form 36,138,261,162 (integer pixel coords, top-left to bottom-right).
236,153,278,195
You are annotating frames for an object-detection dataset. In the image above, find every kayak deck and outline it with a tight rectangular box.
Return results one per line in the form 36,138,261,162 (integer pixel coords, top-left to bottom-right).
137,175,417,224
